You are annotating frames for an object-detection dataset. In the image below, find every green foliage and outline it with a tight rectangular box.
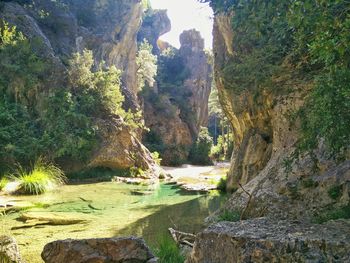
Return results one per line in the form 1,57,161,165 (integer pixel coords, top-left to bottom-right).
153,235,185,263
0,20,47,107
313,204,350,224
136,40,157,91
189,127,213,165
0,22,142,170
151,152,162,166
209,0,350,158
298,68,350,157
328,185,343,200
216,177,227,192
0,177,9,191
13,158,66,195
218,209,240,222
301,178,318,189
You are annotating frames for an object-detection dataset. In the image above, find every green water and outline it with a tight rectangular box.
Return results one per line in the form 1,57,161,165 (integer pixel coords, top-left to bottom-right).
1,182,226,262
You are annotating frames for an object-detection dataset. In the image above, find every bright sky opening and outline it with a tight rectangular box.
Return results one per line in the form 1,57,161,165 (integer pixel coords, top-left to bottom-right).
149,0,213,49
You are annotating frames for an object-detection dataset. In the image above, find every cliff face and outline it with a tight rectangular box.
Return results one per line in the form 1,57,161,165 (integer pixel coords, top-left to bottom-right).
212,8,349,220
0,0,159,175
142,27,212,165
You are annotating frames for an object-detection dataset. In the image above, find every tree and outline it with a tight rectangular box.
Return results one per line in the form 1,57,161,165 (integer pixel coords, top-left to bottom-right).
189,127,213,165
136,39,157,91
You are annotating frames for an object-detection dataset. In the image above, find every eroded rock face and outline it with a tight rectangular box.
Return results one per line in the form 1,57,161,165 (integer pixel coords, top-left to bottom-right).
41,237,157,263
138,9,171,54
143,29,212,164
213,12,273,191
212,9,350,220
0,236,24,263
1,0,160,175
187,218,350,263
179,29,212,137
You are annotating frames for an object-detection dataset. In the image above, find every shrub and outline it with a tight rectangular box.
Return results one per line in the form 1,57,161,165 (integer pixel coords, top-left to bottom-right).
153,235,185,263
313,204,350,224
328,185,343,200
216,177,227,192
218,209,240,222
151,151,162,165
14,158,66,195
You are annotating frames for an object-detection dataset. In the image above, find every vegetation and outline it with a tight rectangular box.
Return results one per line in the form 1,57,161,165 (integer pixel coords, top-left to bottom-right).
218,209,240,222
206,0,350,159
13,158,66,195
136,39,158,91
0,21,142,171
153,235,185,263
328,185,343,200
216,176,227,192
313,204,350,224
0,177,9,191
208,85,233,161
189,127,213,165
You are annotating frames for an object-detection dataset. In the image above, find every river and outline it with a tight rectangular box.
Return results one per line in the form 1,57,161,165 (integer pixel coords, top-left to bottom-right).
1,166,227,262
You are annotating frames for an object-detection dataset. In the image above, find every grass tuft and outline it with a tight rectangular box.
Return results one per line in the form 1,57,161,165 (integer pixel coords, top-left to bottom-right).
13,158,66,195
0,177,9,191
153,234,185,263
218,209,240,222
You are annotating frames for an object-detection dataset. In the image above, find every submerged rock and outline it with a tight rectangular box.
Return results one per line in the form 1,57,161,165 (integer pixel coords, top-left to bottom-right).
17,212,90,226
0,236,24,263
41,237,157,263
187,218,350,263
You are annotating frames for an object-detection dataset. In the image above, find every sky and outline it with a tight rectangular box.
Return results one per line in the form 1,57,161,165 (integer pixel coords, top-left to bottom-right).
149,0,213,49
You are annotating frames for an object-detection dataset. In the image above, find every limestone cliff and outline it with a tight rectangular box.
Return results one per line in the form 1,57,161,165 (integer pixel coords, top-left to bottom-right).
0,0,160,176
142,27,212,165
212,9,349,219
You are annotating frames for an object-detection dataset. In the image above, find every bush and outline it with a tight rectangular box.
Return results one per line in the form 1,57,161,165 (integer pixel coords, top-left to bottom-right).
216,177,227,192
218,209,240,222
151,151,162,165
328,185,343,200
153,235,185,263
313,204,350,224
189,127,213,165
14,158,66,195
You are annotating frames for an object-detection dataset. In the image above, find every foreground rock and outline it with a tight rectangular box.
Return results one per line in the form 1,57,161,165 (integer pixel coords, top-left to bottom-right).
0,236,24,263
42,237,157,263
187,218,350,263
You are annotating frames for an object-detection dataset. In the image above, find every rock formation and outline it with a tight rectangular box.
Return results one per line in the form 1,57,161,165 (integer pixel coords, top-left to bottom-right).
211,4,349,219
0,236,24,263
188,2,350,262
142,26,212,165
187,218,350,263
0,0,159,176
41,237,157,263
138,9,171,54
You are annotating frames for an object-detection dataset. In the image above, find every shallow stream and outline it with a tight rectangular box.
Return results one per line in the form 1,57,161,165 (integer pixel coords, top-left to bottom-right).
1,181,226,262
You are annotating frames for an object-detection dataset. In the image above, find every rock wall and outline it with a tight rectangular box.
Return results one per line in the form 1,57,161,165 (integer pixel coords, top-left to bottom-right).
212,8,349,219
0,0,159,175
142,26,212,165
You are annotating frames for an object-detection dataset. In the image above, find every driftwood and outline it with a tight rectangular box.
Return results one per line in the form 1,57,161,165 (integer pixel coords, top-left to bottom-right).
168,228,195,247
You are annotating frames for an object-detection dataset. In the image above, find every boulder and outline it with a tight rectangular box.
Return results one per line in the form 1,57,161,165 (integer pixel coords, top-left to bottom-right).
41,237,157,263
0,236,24,263
187,218,350,263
